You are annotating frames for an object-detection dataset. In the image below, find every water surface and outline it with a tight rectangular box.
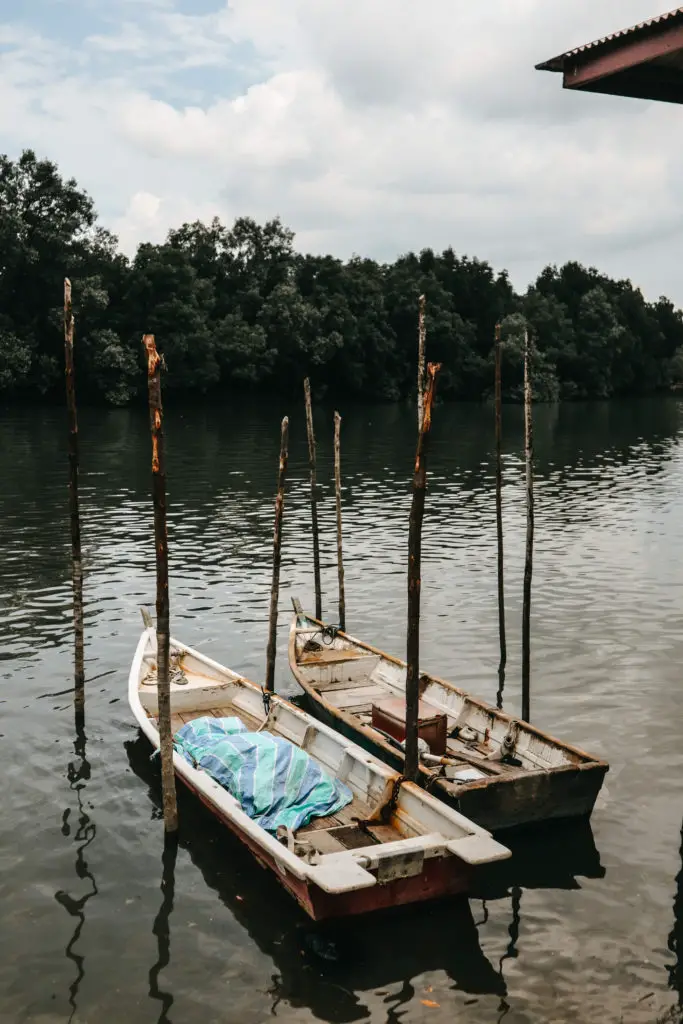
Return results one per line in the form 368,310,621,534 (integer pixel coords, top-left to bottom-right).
1,397,682,1023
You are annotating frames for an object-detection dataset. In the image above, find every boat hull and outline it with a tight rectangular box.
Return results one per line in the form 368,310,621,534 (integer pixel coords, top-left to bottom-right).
173,748,472,920
301,691,607,833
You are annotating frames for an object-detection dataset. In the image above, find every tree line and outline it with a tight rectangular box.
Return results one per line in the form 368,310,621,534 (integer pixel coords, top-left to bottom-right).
3,149,683,406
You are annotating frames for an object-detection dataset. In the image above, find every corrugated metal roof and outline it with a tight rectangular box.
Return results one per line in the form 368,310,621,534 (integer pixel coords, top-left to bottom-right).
536,7,683,72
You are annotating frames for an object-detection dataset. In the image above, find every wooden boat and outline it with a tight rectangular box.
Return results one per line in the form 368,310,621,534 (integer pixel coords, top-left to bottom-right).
125,731,509,1009
288,605,609,832
129,625,510,921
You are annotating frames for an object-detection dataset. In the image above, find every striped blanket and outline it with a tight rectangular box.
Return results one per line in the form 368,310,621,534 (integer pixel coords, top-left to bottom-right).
173,716,352,833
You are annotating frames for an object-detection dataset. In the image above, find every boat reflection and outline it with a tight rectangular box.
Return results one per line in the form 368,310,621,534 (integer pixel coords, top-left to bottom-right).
126,731,605,1022
474,818,605,900
126,732,505,1022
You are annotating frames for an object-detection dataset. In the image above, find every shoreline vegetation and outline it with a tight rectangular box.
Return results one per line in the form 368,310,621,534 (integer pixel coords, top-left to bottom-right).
3,149,683,408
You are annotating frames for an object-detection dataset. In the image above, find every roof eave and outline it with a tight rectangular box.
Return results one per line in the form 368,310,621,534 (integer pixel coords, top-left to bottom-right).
535,57,565,74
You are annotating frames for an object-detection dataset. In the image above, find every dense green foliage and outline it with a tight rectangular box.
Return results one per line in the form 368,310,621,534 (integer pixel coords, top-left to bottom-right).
3,150,683,406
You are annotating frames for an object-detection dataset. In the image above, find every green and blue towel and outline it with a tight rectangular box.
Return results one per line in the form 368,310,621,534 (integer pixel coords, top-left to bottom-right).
173,716,352,834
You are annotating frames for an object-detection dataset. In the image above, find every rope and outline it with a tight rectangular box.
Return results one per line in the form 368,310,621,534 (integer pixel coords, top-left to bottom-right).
257,687,272,731
302,625,340,650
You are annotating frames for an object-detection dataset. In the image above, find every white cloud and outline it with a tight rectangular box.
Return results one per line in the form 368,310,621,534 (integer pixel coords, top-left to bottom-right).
1,0,682,302
111,190,225,252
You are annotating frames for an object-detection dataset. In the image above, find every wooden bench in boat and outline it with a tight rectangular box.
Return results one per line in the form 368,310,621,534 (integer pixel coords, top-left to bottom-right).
298,648,369,666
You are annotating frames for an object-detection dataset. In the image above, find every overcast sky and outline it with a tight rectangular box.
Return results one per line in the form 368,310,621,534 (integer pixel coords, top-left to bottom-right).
2,1,683,301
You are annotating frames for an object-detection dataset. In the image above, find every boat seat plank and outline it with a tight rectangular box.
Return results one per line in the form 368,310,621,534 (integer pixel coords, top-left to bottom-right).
365,823,403,844
299,648,368,666
302,830,349,855
325,685,388,709
316,675,381,693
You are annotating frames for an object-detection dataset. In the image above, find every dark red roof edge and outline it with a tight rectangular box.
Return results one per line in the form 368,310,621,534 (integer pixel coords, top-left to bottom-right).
536,7,683,72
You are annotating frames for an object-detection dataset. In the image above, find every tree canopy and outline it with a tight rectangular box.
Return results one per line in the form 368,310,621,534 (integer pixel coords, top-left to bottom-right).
3,149,683,406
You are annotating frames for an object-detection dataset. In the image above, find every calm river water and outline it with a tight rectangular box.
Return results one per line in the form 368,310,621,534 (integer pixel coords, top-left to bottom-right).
1,397,682,1024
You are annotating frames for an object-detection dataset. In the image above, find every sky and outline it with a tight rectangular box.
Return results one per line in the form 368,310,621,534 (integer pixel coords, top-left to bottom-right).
2,0,683,301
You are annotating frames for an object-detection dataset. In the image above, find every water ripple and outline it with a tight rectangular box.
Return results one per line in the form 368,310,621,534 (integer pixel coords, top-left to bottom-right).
1,398,683,1022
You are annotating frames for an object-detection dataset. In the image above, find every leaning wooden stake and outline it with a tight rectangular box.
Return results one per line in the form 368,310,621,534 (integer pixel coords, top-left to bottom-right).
64,279,85,712
333,411,346,631
304,378,322,620
521,329,534,724
417,294,427,430
143,333,178,833
405,362,441,783
265,416,289,693
494,323,507,710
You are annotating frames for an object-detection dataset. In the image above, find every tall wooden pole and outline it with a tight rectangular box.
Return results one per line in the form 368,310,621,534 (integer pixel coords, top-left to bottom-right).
405,362,441,783
521,329,534,724
64,279,85,712
303,378,322,620
143,334,178,833
494,323,507,710
334,411,346,631
265,416,289,692
417,294,427,431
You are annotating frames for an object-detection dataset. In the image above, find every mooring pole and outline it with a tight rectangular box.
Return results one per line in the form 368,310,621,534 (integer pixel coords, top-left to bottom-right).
494,323,507,710
521,329,534,723
64,279,85,712
265,416,289,693
405,362,441,784
303,378,322,620
333,411,346,632
417,294,427,431
142,334,178,833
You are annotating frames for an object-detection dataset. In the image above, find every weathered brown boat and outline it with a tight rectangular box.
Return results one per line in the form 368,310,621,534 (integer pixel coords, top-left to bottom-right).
289,604,609,832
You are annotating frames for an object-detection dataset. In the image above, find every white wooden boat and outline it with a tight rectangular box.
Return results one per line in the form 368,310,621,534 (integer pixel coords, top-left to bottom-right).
289,606,609,833
129,626,510,921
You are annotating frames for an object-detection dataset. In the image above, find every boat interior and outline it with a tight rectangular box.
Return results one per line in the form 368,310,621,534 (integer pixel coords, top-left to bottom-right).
137,639,484,861
293,619,597,794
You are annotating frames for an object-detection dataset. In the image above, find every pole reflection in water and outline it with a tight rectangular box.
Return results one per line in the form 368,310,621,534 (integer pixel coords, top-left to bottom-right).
384,979,414,1023
475,900,490,927
496,887,522,1024
54,708,98,1023
149,834,178,1024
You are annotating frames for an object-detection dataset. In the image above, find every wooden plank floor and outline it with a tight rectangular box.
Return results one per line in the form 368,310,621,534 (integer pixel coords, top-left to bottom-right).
163,702,264,736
